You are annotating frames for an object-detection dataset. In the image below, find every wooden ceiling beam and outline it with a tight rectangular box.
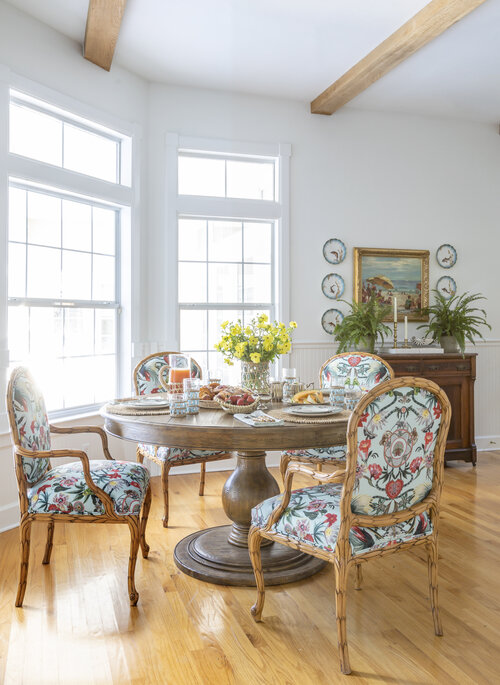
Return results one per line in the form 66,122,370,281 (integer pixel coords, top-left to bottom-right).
311,0,488,115
84,0,127,71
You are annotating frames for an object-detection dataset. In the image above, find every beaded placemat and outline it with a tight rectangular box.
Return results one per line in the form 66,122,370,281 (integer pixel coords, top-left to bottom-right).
104,397,171,416
268,408,350,424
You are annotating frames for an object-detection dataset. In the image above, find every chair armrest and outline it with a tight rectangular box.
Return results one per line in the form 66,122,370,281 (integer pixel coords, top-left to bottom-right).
49,424,113,460
16,446,115,517
262,462,345,533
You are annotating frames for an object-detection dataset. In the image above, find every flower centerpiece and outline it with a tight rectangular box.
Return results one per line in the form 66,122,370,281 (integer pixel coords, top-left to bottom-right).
215,314,297,395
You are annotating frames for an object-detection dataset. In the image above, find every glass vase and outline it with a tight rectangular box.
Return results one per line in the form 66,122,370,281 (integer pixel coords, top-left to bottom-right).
241,361,271,397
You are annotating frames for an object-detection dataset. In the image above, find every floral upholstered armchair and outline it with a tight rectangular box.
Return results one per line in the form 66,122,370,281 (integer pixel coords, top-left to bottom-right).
280,352,394,480
133,351,232,527
249,376,451,675
7,367,152,607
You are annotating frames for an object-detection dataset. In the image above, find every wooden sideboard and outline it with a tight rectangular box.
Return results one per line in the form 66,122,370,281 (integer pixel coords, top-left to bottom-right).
380,352,477,465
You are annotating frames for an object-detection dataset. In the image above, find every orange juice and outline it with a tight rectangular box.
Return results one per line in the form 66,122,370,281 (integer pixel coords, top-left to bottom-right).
169,367,191,385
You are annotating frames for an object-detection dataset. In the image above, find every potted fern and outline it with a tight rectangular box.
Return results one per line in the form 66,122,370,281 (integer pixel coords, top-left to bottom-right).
334,293,392,353
418,290,490,355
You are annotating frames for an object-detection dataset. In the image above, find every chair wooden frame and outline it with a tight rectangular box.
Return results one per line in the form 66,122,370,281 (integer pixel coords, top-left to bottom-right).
279,352,395,482
249,376,451,675
7,371,152,608
133,351,232,527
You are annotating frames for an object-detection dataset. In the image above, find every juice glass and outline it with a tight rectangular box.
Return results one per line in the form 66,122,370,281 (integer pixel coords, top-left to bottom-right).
168,354,191,390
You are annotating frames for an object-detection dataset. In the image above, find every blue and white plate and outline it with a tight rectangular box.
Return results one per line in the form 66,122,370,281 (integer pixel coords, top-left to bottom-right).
321,308,344,334
323,239,346,264
436,276,457,300
436,244,457,268
322,273,344,300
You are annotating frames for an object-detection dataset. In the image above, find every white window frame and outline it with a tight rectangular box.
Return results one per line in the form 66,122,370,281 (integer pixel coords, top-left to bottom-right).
165,134,291,370
0,70,141,428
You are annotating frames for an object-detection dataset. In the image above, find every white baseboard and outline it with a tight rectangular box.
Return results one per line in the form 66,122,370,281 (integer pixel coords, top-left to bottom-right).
476,435,500,451
0,501,19,533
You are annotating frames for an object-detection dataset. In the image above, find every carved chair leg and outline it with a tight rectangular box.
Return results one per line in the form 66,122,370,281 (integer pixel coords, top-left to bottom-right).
161,463,172,528
279,454,291,485
140,484,152,559
136,445,144,464
16,518,32,607
127,518,141,606
199,461,206,496
334,562,351,675
354,562,363,590
249,525,266,621
42,521,54,565
427,540,443,636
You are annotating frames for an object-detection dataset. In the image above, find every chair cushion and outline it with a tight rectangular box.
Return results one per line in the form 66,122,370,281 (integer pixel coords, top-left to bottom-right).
27,460,150,516
138,443,229,463
251,482,432,557
282,446,347,462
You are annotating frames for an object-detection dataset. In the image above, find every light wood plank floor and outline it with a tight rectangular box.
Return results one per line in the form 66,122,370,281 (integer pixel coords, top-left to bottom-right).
1,453,499,684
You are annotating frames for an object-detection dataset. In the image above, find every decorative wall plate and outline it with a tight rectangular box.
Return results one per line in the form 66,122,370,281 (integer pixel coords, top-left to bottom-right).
321,308,344,334
436,276,457,300
323,238,346,264
322,273,344,299
436,244,457,268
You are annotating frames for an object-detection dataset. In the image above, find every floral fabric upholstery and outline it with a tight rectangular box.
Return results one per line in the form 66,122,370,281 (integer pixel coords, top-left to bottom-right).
284,354,393,464
138,443,228,464
353,385,441,515
282,446,346,462
27,460,150,516
9,367,51,484
135,354,201,396
251,482,432,556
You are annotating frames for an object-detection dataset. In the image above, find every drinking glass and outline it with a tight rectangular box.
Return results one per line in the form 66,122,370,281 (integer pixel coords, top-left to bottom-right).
168,354,191,390
282,368,297,404
183,378,201,415
168,392,188,417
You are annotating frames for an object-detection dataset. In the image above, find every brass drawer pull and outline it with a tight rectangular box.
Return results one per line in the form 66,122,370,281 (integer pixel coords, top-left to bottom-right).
405,366,419,373
428,365,439,371
456,364,468,371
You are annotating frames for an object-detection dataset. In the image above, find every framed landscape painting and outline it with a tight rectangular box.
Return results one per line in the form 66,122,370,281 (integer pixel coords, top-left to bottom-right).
353,247,429,321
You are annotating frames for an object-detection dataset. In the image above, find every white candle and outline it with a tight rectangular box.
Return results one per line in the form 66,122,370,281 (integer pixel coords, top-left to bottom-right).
404,315,408,340
393,296,397,323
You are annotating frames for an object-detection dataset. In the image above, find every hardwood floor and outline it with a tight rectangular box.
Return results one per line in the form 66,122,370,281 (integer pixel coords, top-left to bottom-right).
1,453,499,684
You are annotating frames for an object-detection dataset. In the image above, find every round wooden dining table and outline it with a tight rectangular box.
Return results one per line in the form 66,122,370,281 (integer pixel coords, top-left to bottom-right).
102,403,349,586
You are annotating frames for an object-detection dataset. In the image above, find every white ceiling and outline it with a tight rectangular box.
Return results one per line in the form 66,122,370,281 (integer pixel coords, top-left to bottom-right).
5,0,500,123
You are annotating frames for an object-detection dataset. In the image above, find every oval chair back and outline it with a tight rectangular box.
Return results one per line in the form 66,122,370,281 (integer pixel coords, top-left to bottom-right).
319,352,394,391
7,367,51,485
339,376,451,559
133,351,202,395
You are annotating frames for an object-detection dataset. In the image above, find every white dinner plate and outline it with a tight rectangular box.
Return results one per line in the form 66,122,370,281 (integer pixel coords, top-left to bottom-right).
285,405,343,417
125,398,170,409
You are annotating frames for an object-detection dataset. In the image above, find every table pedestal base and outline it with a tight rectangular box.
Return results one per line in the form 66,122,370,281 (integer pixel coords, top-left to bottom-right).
174,525,326,586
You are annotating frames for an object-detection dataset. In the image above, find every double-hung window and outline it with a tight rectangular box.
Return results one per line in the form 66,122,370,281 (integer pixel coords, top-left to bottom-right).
7,89,133,414
172,137,290,381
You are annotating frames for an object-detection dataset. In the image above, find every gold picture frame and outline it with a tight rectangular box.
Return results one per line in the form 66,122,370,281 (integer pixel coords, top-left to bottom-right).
353,247,429,322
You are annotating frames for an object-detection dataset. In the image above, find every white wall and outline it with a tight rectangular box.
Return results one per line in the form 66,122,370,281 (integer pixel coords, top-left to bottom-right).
0,2,499,531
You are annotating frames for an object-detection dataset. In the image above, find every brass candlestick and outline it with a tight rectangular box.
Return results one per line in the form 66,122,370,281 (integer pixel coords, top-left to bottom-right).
404,338,409,348
393,322,398,349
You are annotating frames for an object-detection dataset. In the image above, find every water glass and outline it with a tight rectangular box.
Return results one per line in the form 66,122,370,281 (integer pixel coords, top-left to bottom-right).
329,377,345,410
344,387,362,412
183,378,201,415
168,392,188,417
282,368,297,404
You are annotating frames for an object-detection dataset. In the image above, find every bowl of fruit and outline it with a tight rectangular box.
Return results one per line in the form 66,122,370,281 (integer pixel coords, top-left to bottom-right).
215,388,258,414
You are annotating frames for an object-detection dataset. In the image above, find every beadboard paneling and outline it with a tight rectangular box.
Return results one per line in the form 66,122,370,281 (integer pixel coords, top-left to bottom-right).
291,340,500,442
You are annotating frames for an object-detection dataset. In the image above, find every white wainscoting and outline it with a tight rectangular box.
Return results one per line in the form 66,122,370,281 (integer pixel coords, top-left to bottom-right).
291,340,500,449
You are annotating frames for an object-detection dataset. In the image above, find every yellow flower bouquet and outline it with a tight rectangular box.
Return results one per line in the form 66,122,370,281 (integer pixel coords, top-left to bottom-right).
215,314,297,365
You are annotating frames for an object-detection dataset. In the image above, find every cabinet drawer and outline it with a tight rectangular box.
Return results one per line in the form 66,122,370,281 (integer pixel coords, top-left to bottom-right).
421,359,471,375
387,360,422,375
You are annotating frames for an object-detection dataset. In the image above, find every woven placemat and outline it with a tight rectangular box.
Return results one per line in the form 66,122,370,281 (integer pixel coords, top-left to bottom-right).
104,397,171,416
268,408,350,424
